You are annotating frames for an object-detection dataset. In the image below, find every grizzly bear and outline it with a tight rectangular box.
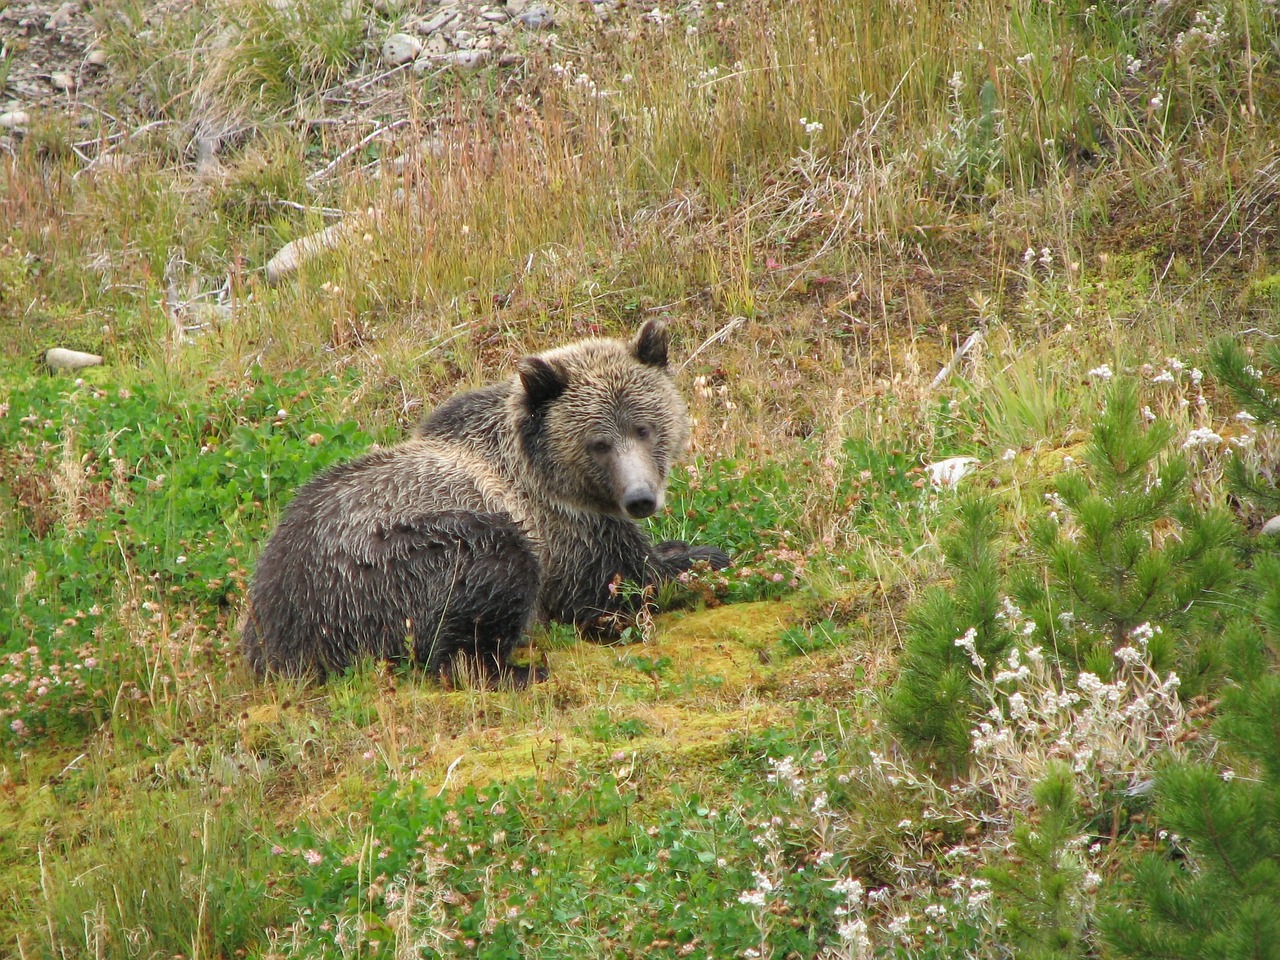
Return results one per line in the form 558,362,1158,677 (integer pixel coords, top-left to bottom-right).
241,318,728,685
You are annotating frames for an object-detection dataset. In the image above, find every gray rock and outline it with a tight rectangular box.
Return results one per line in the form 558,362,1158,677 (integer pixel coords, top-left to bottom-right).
418,6,459,34
44,2,78,32
516,5,555,29
50,72,77,92
381,32,423,67
0,110,31,129
450,49,490,72
1263,515,1280,536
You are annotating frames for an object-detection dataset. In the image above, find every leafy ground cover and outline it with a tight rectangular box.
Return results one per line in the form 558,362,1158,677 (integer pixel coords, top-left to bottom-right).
3,0,1280,956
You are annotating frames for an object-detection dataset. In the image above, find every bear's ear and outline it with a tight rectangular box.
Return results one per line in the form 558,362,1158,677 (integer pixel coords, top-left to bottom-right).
518,356,569,409
632,318,669,368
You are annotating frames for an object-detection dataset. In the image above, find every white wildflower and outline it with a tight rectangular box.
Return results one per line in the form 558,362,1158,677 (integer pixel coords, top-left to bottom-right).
1182,427,1223,449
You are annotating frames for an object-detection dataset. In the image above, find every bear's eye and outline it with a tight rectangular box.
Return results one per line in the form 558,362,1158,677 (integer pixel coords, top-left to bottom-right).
635,425,651,440
589,438,613,455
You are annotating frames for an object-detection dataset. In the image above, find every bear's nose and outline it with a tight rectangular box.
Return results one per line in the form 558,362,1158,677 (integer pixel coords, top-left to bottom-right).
624,492,658,519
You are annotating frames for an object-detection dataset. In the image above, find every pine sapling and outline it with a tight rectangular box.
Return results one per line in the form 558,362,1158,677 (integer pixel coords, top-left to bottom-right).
1103,558,1280,960
887,495,1014,773
1028,380,1237,678
984,762,1093,960
1207,336,1280,518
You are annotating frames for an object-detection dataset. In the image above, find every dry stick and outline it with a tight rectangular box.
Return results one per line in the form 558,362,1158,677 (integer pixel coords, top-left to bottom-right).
929,326,985,391
270,198,347,218
308,118,412,183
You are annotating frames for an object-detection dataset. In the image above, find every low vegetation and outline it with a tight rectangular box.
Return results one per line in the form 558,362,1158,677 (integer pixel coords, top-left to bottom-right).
3,0,1280,955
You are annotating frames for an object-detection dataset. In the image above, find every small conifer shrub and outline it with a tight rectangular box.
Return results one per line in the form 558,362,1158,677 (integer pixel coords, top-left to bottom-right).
1025,380,1237,680
886,495,1013,773
1207,336,1280,519
1103,557,1280,960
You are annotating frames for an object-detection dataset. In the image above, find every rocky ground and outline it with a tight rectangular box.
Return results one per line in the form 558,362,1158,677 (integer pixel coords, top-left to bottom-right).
1,0,110,127
0,0,607,148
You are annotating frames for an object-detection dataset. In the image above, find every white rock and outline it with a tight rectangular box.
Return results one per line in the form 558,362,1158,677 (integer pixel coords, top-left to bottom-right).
925,456,980,488
453,29,475,48
46,348,103,371
450,49,490,72
50,72,77,92
424,33,449,56
381,32,423,67
0,111,31,129
1262,516,1280,536
266,219,362,284
480,9,508,21
85,47,108,68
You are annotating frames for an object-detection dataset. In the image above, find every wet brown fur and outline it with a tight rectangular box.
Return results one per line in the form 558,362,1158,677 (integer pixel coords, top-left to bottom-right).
241,319,728,684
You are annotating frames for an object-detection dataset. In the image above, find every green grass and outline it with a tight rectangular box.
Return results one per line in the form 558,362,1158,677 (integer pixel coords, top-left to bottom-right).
3,0,1280,955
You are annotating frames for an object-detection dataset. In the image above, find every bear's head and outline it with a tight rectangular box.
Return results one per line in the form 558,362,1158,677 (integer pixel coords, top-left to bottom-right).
516,319,690,519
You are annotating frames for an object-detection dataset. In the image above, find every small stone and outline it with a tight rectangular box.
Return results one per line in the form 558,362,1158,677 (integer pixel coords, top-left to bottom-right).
381,32,423,67
516,5,555,29
266,218,366,285
45,348,104,371
480,9,508,21
424,33,449,56
450,49,490,72
453,29,475,48
44,2,78,32
50,72,76,92
924,456,980,488
1262,515,1280,536
85,47,107,68
0,110,31,129
418,7,459,34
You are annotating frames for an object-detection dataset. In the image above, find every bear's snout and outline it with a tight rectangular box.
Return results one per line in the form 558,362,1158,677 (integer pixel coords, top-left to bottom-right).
614,446,663,519
624,489,659,519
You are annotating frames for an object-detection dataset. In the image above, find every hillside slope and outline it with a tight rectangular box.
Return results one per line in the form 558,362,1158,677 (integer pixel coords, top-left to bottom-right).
3,0,1280,955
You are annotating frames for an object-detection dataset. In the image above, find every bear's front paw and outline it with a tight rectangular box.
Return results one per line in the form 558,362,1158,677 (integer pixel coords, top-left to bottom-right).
654,540,731,572
686,544,732,570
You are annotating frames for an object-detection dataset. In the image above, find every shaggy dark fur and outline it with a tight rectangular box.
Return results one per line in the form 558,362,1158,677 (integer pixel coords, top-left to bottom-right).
416,318,729,631
242,319,727,684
